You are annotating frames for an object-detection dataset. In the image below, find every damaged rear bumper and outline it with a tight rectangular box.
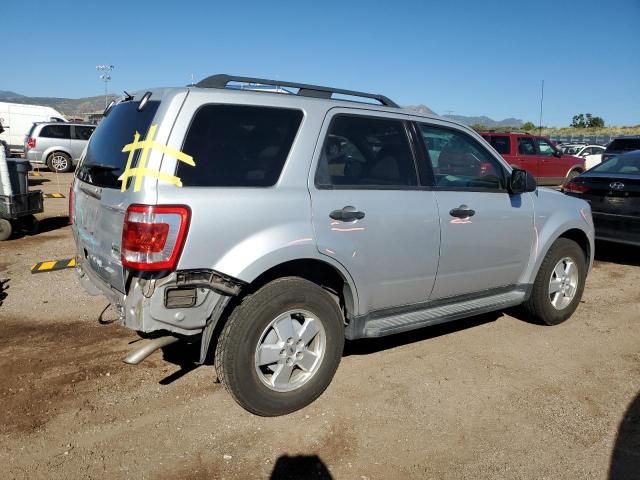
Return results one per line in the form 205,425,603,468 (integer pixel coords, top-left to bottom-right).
76,259,242,338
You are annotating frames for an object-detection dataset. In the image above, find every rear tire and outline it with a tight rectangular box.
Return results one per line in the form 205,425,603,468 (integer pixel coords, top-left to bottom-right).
47,152,72,173
215,277,344,416
520,238,586,325
0,218,12,241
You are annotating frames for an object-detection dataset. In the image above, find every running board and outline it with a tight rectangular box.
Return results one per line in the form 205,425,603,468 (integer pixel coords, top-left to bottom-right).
346,288,528,339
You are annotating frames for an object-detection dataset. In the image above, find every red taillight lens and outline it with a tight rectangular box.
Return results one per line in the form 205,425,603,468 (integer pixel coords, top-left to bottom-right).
564,181,589,194
26,138,36,150
121,204,190,271
68,184,74,224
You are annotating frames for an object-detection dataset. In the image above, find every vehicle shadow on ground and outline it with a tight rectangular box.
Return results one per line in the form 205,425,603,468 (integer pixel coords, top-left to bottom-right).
7,215,69,240
27,177,50,186
344,312,501,357
609,392,640,479
270,454,333,479
595,241,640,267
37,216,70,234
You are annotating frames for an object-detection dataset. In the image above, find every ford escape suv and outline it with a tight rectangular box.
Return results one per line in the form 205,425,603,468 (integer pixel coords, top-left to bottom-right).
71,74,594,416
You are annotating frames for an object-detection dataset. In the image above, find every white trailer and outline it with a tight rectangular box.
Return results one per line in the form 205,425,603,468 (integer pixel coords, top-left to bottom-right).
0,102,67,154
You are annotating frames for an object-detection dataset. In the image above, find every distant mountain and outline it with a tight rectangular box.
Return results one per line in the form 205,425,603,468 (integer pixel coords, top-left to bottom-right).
443,114,523,128
404,104,436,115
0,91,116,116
404,104,523,128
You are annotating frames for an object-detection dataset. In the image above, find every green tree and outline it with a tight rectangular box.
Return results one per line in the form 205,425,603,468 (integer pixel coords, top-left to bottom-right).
470,123,487,132
571,114,586,128
522,121,536,131
587,116,605,128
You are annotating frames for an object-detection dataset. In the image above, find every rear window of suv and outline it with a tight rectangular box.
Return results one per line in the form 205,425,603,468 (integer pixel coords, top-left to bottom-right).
75,100,160,189
607,138,640,152
178,105,303,187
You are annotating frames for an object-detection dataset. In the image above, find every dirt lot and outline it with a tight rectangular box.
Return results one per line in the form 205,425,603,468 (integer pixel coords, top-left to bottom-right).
1,171,639,479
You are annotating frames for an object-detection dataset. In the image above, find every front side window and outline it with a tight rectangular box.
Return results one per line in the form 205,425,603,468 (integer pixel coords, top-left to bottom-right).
518,137,536,155
180,105,303,187
536,138,555,156
40,124,70,139
419,124,505,190
315,115,417,188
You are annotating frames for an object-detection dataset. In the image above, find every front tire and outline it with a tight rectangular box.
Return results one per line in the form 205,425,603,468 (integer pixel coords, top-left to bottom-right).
521,238,586,325
215,277,344,416
47,152,72,173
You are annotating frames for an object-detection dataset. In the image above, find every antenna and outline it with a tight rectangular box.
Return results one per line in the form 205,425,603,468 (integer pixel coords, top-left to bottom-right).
538,80,544,135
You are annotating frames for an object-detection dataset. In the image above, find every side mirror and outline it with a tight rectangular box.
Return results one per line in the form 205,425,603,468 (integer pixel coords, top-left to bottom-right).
553,150,563,158
508,168,537,194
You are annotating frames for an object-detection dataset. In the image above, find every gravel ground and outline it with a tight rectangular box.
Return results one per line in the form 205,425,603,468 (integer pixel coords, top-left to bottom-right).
0,171,638,479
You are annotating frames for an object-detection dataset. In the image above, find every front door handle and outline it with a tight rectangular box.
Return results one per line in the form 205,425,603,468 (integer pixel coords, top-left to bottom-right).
329,206,365,222
449,204,476,218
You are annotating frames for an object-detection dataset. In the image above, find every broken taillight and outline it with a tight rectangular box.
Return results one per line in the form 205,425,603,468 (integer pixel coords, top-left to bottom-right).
121,204,190,271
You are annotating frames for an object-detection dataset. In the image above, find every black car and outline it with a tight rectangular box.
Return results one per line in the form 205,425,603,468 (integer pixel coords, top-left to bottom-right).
564,150,640,246
602,136,640,163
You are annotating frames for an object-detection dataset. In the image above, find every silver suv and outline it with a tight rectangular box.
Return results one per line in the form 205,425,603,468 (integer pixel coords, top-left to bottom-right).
25,122,95,172
71,75,594,416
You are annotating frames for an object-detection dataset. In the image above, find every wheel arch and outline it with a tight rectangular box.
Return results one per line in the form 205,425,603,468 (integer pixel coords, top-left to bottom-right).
242,258,357,319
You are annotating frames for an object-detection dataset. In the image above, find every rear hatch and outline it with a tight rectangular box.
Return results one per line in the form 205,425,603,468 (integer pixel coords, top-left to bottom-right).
572,173,640,216
72,98,161,293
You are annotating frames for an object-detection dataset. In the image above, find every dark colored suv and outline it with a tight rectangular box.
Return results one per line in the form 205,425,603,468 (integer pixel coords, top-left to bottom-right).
602,136,640,163
481,132,585,185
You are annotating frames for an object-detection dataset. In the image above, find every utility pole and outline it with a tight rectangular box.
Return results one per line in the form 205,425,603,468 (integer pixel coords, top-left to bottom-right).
96,65,115,109
538,80,544,136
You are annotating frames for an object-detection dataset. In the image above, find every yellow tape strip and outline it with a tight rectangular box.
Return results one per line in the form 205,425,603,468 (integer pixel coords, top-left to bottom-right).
118,124,196,192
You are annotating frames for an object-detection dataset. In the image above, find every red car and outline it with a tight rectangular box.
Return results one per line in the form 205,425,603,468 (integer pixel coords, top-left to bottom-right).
481,132,585,186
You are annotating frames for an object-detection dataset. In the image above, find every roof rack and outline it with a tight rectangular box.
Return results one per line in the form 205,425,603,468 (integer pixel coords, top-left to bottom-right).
195,74,399,108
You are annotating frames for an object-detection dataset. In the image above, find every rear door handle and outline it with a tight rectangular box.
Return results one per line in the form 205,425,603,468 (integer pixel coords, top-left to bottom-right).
329,206,365,222
449,204,475,218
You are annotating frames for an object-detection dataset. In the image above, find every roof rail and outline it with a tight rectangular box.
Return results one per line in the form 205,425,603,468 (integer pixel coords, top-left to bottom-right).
195,74,399,108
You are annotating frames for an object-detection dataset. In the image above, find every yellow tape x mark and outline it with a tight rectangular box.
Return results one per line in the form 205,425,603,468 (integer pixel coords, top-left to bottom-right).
119,124,195,192
31,258,76,274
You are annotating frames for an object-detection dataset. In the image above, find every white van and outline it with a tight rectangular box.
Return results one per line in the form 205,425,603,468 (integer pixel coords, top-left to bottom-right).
0,102,67,154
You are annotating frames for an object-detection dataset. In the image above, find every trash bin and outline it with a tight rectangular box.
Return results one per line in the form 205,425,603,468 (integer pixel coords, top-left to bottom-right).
6,158,32,195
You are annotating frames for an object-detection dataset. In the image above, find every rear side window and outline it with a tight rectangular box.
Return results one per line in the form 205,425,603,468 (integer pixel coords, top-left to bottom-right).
488,135,511,154
179,105,303,187
40,124,70,139
75,100,160,188
315,115,417,188
72,126,95,140
608,138,640,152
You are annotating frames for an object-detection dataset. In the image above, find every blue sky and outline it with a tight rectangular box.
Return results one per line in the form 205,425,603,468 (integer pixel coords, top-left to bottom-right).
4,0,639,126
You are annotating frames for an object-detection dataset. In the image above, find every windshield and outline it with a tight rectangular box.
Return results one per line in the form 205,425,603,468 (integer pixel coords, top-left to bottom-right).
590,154,640,175
75,100,160,188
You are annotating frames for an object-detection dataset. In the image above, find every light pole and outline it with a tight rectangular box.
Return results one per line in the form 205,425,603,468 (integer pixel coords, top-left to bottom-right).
96,64,115,109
